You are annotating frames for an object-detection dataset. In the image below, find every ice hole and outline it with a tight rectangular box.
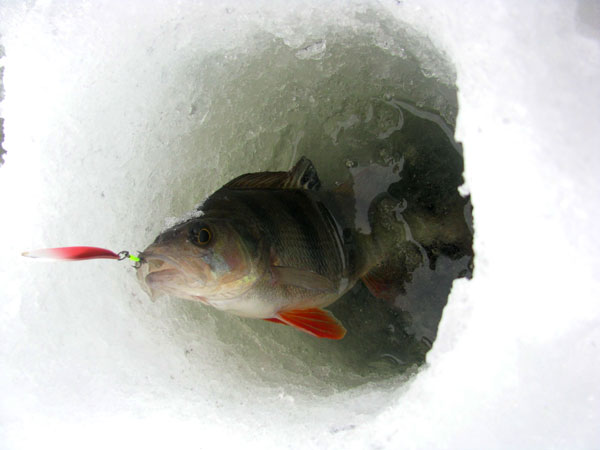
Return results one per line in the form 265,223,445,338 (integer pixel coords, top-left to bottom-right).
132,30,472,388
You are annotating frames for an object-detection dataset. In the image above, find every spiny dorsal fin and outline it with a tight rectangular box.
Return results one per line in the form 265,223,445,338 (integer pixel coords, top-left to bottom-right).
224,157,321,191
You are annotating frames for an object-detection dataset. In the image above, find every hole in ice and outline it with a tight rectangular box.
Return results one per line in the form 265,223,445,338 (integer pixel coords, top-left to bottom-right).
142,30,472,388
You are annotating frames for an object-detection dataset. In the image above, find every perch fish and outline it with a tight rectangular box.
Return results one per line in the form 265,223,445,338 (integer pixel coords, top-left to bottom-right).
136,157,399,339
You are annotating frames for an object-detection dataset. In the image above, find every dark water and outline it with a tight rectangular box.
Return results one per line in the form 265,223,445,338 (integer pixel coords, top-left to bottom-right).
326,102,473,375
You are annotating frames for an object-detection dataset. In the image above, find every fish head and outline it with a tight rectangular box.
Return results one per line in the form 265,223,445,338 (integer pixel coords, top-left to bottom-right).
137,217,263,302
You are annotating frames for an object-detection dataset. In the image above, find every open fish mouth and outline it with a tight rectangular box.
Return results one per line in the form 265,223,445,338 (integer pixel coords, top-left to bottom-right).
144,267,183,288
137,253,191,295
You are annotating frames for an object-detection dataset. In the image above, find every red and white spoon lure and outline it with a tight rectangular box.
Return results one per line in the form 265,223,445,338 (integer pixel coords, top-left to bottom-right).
22,246,140,262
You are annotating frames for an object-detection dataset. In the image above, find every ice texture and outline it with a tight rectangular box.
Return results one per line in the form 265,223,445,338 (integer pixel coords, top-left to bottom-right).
0,0,599,449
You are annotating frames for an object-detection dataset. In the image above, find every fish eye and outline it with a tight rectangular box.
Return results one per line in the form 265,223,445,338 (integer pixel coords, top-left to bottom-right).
191,226,212,246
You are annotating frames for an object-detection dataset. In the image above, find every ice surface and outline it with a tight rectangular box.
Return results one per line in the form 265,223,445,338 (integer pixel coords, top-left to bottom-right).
1,0,599,449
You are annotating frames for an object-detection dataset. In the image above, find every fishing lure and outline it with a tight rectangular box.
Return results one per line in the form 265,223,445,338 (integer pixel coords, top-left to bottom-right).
22,246,140,263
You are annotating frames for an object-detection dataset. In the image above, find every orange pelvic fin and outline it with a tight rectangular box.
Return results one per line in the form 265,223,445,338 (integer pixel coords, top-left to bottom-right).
263,317,287,325
277,308,346,340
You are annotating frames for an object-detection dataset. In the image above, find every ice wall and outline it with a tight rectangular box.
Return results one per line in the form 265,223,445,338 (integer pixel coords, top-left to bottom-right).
1,0,599,449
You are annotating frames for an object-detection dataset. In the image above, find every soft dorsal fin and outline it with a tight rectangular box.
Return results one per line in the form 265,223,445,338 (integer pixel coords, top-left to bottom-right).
224,157,321,191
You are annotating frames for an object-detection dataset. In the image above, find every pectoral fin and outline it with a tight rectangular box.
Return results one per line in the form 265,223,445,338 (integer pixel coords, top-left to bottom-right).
270,266,336,292
276,308,346,340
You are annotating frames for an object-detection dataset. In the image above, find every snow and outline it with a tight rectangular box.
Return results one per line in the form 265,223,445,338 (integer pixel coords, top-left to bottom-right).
1,0,599,449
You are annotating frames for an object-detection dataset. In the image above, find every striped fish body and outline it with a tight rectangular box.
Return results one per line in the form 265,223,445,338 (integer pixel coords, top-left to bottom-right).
137,158,373,339
201,186,366,317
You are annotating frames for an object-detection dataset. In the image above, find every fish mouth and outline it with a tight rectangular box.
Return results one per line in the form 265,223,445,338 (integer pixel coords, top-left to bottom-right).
139,252,183,271
144,267,183,288
137,252,195,296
